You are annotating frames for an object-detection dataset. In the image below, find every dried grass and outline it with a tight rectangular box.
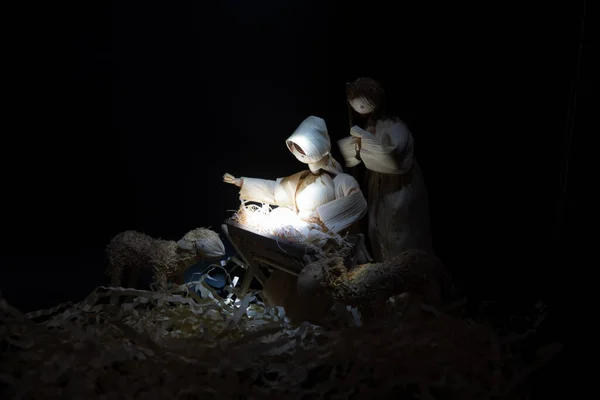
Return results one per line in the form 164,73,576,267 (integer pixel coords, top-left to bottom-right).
0,281,561,400
316,249,454,317
105,231,153,284
231,202,351,252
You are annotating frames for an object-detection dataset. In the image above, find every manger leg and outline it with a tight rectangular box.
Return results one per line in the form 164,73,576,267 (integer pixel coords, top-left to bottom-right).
239,263,255,297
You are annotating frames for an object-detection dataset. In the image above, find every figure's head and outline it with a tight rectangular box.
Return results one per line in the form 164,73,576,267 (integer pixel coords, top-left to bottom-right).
286,116,331,165
176,228,226,261
347,77,385,115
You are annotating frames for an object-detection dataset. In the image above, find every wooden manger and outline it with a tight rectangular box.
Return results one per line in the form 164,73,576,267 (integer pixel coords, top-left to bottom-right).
221,220,367,297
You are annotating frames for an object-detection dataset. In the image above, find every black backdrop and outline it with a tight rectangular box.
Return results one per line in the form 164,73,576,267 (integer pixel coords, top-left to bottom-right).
2,1,582,356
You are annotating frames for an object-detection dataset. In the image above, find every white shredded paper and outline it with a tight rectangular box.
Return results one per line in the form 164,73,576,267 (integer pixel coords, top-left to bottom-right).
0,283,561,400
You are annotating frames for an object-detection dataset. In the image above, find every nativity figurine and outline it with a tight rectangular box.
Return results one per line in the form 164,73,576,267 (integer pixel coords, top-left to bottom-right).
223,115,368,238
338,78,434,262
223,115,369,324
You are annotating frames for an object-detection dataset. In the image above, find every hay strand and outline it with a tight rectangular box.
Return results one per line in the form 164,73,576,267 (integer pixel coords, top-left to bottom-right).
231,202,351,252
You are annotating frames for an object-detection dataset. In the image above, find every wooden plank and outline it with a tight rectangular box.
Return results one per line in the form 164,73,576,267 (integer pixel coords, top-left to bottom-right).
226,221,302,250
224,223,278,295
223,223,256,296
254,256,301,277
225,221,314,261
221,224,251,267
242,254,269,286
238,264,255,296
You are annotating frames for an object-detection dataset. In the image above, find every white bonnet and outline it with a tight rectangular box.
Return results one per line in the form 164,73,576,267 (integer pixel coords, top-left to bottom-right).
286,116,331,164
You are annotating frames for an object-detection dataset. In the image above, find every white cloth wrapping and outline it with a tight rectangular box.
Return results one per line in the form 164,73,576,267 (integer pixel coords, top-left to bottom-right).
285,116,343,175
338,123,413,174
338,136,362,168
239,172,367,234
286,116,331,164
317,191,367,233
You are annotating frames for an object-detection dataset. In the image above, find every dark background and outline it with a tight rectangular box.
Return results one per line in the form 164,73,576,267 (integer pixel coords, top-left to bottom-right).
2,1,587,394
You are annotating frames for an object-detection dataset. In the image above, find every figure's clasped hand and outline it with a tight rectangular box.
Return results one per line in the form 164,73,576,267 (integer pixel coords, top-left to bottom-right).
350,125,372,152
223,173,243,187
350,125,370,138
337,136,362,167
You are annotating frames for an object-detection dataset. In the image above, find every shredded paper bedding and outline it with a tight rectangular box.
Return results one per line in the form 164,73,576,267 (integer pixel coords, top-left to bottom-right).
231,202,351,251
0,276,561,400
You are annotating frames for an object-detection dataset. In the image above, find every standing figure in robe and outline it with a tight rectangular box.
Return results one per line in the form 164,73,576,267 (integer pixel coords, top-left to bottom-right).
338,77,434,262
223,115,368,324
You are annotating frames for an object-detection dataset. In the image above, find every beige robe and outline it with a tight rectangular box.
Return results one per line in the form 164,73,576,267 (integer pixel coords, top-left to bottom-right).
339,118,433,262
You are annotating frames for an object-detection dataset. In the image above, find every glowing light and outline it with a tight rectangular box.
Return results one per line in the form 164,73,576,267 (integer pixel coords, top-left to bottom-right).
241,204,312,234
234,203,342,248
